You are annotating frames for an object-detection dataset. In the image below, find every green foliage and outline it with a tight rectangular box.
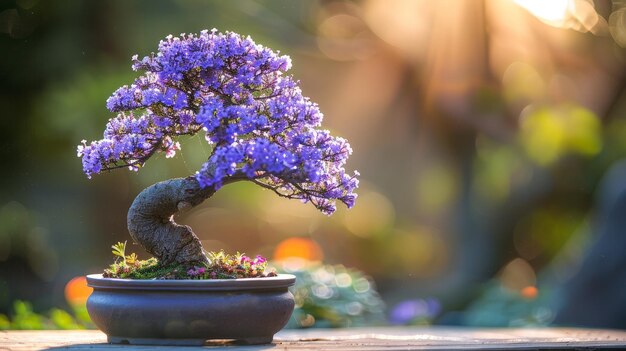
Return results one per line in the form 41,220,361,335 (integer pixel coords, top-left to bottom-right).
277,262,386,328
111,241,129,265
202,250,272,279
72,304,93,327
111,241,125,259
103,256,161,279
0,301,92,330
10,300,44,329
0,202,59,281
520,104,602,165
0,314,9,329
462,282,555,327
49,308,83,330
103,246,274,280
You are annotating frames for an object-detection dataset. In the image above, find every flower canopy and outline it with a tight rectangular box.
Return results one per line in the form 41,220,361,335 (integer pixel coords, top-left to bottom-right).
78,30,358,214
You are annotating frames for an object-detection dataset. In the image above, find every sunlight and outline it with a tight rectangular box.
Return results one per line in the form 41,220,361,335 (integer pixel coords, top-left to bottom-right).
513,0,571,26
273,237,324,262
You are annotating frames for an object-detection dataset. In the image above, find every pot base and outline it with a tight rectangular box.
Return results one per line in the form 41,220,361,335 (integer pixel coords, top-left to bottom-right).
87,274,295,346
107,335,274,346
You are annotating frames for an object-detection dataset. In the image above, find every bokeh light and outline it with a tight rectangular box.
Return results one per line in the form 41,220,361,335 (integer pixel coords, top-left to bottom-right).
64,276,92,306
273,237,324,262
343,189,394,238
520,286,539,300
520,104,602,165
513,0,606,34
499,258,536,293
513,0,571,26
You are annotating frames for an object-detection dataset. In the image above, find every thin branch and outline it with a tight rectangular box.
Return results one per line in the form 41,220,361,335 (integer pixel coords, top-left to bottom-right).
250,179,299,200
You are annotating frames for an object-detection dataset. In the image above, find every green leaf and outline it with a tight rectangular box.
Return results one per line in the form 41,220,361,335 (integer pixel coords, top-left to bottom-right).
111,241,127,264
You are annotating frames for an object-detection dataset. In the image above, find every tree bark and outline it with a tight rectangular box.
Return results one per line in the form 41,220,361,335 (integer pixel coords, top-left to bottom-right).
126,177,220,266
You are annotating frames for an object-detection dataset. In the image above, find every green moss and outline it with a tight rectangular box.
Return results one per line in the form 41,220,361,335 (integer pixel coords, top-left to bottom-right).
103,258,192,279
103,242,275,280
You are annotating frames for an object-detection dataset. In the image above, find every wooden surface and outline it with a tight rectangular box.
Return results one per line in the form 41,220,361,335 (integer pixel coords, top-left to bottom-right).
2,327,626,350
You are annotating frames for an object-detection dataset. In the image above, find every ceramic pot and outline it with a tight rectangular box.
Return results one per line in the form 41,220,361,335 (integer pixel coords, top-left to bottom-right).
86,274,296,345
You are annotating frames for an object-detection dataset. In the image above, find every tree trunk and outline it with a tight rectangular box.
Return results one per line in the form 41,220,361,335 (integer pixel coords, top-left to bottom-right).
126,177,218,266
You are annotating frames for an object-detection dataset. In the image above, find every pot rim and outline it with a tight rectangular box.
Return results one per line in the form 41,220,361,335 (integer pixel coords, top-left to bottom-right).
86,273,296,292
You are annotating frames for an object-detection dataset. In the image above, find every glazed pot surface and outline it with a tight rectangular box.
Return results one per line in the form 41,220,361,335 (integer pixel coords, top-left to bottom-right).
86,274,295,345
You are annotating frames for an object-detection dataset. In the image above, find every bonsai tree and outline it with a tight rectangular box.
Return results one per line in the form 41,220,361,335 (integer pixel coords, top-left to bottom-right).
77,30,359,269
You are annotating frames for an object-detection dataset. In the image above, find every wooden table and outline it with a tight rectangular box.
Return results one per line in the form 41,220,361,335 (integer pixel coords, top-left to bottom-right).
2,327,626,350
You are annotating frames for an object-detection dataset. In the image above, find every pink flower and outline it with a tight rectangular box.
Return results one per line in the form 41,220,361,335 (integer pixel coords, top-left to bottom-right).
187,266,206,277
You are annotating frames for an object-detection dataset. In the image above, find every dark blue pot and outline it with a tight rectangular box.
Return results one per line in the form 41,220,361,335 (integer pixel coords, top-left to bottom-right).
86,274,295,345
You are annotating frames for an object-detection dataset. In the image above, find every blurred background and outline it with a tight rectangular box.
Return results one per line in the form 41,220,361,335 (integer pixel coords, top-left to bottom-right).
1,0,626,330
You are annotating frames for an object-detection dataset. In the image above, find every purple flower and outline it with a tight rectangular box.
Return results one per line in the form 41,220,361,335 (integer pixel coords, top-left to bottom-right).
187,266,207,277
78,29,358,215
254,255,267,265
389,299,441,325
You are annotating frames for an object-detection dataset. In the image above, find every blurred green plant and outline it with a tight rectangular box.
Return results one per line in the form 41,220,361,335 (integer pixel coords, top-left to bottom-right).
0,300,92,330
0,202,59,281
461,281,555,327
520,104,602,166
276,261,386,328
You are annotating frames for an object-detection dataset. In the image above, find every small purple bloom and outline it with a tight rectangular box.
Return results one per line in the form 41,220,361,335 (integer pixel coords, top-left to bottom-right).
254,255,267,265
389,298,442,325
187,266,207,277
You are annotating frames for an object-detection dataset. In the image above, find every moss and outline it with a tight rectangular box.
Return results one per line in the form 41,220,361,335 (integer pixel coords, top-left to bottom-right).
103,243,275,280
104,258,191,279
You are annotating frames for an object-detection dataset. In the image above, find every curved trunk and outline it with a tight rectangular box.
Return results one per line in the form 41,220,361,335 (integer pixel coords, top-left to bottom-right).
127,177,223,266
